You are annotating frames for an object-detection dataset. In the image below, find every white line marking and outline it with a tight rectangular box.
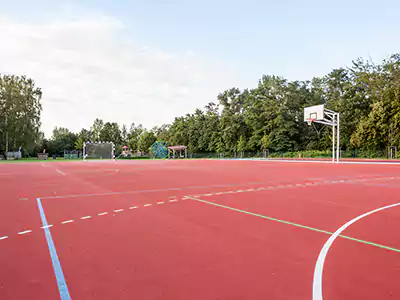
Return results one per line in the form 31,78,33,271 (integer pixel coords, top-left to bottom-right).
18,230,32,235
143,204,152,207
41,225,54,229
157,202,165,204
61,220,74,224
0,236,8,240
168,200,177,203
56,169,66,176
98,212,108,216
81,216,92,220
113,209,124,213
129,206,137,210
313,201,400,300
204,194,213,196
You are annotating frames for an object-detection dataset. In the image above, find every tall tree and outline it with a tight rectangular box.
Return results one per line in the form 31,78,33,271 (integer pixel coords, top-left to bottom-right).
127,123,144,151
49,127,78,154
0,74,42,155
99,122,122,144
90,118,104,142
137,130,156,152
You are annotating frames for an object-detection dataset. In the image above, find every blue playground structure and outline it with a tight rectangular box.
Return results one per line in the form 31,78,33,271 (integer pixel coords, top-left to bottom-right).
149,141,168,158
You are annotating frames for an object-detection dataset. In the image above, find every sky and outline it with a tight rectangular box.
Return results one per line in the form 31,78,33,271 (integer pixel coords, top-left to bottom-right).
1,0,400,138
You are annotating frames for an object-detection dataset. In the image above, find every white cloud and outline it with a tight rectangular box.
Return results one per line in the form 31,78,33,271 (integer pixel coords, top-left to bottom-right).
0,14,240,138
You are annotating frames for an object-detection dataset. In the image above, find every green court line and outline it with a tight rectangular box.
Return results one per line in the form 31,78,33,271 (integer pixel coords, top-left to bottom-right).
188,197,400,253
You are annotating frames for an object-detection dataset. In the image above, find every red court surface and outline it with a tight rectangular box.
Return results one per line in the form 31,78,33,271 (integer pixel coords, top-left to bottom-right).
1,159,400,299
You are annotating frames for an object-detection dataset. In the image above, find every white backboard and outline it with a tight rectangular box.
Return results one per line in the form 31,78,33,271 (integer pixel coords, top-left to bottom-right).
304,104,324,122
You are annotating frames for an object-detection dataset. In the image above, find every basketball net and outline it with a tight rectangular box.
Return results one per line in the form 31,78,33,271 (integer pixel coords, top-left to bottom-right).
307,118,326,136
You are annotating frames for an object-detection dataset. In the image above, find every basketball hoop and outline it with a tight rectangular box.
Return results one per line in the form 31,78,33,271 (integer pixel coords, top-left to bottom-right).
306,118,315,126
304,104,340,163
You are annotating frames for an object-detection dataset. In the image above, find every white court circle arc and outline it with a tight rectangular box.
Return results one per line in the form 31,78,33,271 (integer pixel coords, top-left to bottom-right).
313,202,400,300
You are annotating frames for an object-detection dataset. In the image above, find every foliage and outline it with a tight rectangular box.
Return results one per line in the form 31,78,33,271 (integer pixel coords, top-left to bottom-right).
3,54,400,158
137,130,157,152
0,74,42,155
48,127,77,155
75,137,84,151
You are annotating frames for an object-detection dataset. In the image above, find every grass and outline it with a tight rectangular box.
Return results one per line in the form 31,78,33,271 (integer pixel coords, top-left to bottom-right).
0,157,80,163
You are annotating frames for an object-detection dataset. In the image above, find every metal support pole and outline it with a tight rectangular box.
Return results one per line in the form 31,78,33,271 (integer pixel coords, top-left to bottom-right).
336,113,340,163
5,115,8,155
83,142,86,161
112,143,115,161
332,115,335,163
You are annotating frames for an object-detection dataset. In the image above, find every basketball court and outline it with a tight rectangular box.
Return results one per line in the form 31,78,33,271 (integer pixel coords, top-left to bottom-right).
1,159,400,299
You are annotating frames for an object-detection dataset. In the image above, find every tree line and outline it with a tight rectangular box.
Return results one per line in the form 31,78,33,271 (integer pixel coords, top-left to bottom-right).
1,54,400,157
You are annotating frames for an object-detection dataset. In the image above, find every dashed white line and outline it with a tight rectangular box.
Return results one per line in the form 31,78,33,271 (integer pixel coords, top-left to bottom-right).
129,206,137,210
143,204,152,207
98,212,108,216
61,220,74,224
0,236,8,240
81,216,92,220
41,225,54,229
204,194,213,196
18,230,32,235
114,209,124,213
157,202,165,205
168,200,177,203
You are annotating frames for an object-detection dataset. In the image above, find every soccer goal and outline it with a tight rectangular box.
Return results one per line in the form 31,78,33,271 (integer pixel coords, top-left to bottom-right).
83,142,115,161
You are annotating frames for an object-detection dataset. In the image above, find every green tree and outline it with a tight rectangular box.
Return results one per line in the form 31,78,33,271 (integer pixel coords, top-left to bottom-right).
78,128,91,141
127,123,144,151
99,122,121,144
90,118,104,142
0,74,42,155
49,127,78,155
75,137,84,151
121,124,128,145
260,134,270,150
137,130,156,153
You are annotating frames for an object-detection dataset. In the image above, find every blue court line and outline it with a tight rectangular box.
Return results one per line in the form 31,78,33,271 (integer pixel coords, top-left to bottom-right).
36,198,71,300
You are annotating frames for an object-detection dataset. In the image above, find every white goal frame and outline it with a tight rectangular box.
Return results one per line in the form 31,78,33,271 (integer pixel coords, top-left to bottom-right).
83,141,115,161
304,105,340,163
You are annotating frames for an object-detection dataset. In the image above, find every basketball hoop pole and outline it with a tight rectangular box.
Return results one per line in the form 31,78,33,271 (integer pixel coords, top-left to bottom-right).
332,117,335,163
336,114,340,164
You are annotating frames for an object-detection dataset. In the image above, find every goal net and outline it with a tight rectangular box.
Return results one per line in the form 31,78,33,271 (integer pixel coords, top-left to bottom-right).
83,142,115,160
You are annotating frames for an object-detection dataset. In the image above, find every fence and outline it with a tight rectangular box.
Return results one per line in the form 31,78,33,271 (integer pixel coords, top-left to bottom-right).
187,149,398,160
